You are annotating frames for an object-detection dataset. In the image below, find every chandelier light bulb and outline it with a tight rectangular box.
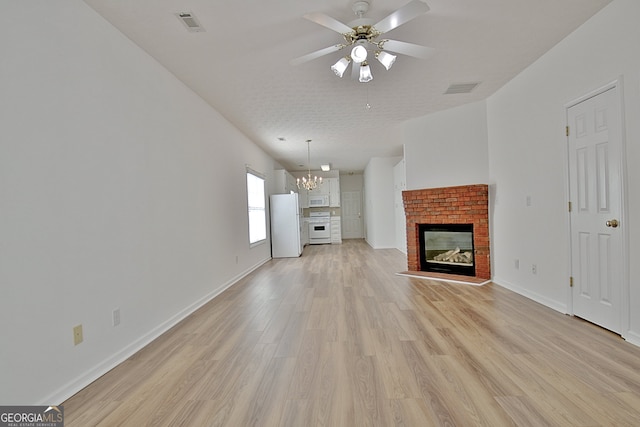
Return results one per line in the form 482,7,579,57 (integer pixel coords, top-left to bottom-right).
351,45,368,64
375,50,397,70
330,57,351,77
359,62,373,83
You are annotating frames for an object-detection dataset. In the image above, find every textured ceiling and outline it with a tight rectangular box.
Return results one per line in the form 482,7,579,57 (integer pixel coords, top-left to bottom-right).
83,0,611,172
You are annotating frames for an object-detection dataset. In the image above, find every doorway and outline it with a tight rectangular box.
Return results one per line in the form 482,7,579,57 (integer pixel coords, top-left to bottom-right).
341,191,363,239
567,81,627,334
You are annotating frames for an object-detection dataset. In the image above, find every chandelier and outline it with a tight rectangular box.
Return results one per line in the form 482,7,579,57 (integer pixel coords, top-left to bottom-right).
297,140,323,191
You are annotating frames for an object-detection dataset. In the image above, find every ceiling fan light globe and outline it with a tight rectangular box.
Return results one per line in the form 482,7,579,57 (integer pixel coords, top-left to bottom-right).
376,50,396,70
351,45,368,64
359,63,373,83
331,57,350,77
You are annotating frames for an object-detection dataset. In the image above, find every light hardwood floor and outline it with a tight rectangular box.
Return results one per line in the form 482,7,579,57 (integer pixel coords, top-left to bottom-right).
64,239,640,426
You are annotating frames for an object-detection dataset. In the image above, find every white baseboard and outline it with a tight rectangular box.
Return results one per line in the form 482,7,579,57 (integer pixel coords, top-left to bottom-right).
492,277,568,314
623,330,640,348
41,257,271,406
364,239,398,250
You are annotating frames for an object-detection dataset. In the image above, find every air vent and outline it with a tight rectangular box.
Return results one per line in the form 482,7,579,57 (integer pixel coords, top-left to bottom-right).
444,82,480,94
176,12,205,32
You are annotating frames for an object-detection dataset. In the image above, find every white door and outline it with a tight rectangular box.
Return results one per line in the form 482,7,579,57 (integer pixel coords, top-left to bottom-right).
568,85,624,334
341,191,363,239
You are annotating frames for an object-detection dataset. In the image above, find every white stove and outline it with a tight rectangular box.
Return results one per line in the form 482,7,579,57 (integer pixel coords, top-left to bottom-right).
308,211,331,244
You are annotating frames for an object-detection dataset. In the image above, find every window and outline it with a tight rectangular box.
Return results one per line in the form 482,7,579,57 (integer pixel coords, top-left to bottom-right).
246,169,266,245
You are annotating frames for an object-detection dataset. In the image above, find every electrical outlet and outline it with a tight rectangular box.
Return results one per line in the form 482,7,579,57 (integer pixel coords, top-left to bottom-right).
532,264,537,275
113,308,121,327
73,324,83,345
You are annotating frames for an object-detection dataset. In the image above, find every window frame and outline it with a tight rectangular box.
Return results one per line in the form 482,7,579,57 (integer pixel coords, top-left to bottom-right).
246,168,267,247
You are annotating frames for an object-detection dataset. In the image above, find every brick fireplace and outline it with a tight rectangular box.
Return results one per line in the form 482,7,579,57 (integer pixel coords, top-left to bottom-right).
402,184,490,280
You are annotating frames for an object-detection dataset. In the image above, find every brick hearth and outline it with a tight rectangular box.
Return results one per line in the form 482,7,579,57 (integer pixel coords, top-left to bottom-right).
402,184,490,280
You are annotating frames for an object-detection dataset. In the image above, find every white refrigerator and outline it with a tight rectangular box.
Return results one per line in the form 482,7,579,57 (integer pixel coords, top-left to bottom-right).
270,193,302,258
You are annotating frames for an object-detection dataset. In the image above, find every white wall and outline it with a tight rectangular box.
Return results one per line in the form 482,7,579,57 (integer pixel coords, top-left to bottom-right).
487,0,640,342
364,157,401,248
403,101,489,190
393,159,407,253
339,172,364,192
0,0,276,404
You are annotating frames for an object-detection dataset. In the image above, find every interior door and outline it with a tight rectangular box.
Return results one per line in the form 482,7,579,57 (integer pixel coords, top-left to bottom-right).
341,191,363,239
568,85,624,334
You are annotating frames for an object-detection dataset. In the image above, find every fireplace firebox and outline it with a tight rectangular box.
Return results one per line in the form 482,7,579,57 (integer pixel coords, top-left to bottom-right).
418,224,475,276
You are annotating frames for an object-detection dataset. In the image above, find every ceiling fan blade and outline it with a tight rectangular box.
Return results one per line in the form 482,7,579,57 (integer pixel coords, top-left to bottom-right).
373,0,430,34
290,44,346,66
380,39,435,59
304,12,355,35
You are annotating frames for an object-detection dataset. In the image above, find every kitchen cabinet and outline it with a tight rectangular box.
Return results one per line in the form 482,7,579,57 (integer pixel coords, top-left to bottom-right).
274,169,297,194
328,177,341,207
331,217,342,244
307,181,329,197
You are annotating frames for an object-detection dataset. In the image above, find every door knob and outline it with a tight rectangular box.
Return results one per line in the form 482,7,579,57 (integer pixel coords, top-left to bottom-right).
606,219,619,228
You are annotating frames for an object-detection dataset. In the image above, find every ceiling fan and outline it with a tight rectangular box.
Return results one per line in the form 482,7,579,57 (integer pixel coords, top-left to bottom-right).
291,0,435,83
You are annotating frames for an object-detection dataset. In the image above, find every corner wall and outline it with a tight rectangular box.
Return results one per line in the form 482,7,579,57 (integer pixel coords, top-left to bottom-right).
364,157,401,248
